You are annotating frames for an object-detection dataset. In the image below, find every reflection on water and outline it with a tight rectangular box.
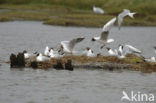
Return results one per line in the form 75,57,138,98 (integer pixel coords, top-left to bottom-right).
0,21,156,103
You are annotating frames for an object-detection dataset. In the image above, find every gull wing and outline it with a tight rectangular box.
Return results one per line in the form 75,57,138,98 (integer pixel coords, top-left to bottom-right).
118,9,130,30
101,17,116,40
125,45,142,54
61,37,84,53
69,37,85,48
102,17,116,32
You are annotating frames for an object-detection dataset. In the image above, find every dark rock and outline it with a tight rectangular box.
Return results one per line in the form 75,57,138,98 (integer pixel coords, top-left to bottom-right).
17,52,25,67
53,60,64,70
65,59,73,71
10,53,18,68
31,61,38,69
10,52,25,68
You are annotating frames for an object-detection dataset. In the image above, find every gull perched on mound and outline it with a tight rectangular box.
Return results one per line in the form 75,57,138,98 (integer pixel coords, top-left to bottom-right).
84,47,95,57
91,17,116,49
142,56,156,63
49,48,64,58
60,37,85,54
23,50,37,59
44,46,50,56
93,5,104,14
36,53,50,62
118,9,136,30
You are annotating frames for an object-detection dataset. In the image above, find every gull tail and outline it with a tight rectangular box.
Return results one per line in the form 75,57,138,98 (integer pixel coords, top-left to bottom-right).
128,12,136,18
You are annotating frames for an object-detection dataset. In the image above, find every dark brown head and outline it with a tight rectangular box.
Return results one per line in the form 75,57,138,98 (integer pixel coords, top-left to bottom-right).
86,47,90,51
23,50,27,53
106,47,110,51
153,46,156,50
91,38,96,42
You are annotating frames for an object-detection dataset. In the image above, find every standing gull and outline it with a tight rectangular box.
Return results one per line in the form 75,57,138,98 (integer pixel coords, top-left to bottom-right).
49,48,64,58
36,53,50,62
91,17,116,49
106,47,118,56
60,37,85,54
84,47,95,57
93,5,104,14
44,46,50,56
142,56,156,63
23,50,37,59
118,9,136,30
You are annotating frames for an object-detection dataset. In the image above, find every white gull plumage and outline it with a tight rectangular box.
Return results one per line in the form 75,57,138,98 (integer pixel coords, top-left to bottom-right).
60,37,85,54
93,5,104,14
118,9,136,30
36,53,50,62
91,17,116,49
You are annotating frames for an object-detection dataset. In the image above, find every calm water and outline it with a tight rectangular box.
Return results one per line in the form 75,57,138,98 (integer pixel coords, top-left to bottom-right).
0,21,156,103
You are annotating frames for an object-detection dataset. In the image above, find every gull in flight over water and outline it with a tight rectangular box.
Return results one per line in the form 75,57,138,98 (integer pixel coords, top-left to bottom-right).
60,37,85,54
91,17,116,49
118,9,136,30
93,5,104,14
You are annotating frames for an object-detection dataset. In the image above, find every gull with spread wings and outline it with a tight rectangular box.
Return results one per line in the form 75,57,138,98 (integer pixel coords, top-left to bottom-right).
60,37,85,54
118,9,136,30
91,17,116,49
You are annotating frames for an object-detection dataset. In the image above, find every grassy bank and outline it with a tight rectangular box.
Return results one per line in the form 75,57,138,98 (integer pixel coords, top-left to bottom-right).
0,0,156,27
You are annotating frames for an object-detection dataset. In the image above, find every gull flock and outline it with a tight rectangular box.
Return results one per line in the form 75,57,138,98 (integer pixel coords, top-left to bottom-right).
23,9,155,63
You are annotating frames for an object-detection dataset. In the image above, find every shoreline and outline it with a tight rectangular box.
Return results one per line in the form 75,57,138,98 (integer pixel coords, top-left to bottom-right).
0,4,156,27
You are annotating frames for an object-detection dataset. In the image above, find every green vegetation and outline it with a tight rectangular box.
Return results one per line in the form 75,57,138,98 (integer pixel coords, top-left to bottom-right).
0,0,155,27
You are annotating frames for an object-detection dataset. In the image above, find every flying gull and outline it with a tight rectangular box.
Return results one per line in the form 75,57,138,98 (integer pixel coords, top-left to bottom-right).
91,17,116,49
118,9,136,30
60,37,85,54
93,5,104,14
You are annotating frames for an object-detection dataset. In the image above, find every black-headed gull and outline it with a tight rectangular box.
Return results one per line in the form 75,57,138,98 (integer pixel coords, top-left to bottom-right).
142,56,156,63
106,47,118,56
125,44,141,54
23,50,37,59
60,37,85,54
91,17,116,49
44,46,50,56
118,9,136,30
84,47,95,57
49,48,64,58
36,53,50,62
93,5,104,14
